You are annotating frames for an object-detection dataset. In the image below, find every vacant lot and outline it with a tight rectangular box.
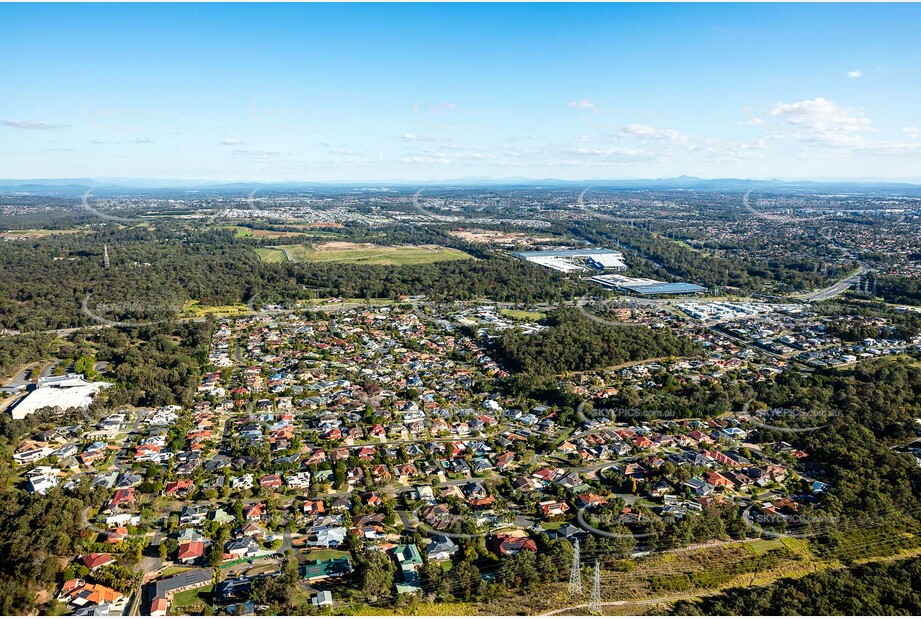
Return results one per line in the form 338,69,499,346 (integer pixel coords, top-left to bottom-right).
182,300,253,317
448,228,558,246
256,242,473,266
229,225,342,239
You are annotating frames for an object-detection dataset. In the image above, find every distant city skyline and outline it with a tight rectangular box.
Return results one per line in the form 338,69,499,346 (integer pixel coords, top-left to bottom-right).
3,3,921,181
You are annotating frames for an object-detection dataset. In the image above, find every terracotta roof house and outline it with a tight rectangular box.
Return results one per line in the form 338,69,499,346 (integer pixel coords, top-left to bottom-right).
577,493,608,508
177,541,205,564
81,553,115,571
489,533,537,556
243,503,265,521
62,583,123,607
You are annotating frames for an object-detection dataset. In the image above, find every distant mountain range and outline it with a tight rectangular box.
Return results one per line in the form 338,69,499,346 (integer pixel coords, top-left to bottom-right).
3,175,921,197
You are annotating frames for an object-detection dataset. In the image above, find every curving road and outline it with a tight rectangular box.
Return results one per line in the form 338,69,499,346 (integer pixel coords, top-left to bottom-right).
798,264,867,302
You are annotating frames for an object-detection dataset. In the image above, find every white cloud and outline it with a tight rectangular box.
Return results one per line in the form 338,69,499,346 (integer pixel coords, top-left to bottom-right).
742,117,766,127
561,124,765,166
221,138,245,145
771,97,871,146
847,69,863,78
4,119,68,130
855,140,921,155
133,137,154,144
621,124,686,142
233,149,280,157
568,99,595,109
401,133,451,142
398,155,452,165
903,127,920,139
562,146,651,160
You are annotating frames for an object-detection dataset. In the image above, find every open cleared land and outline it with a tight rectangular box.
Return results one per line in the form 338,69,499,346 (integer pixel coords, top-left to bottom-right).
229,225,342,239
182,300,253,317
255,241,474,265
254,246,289,262
1,229,88,239
500,308,547,321
448,228,559,246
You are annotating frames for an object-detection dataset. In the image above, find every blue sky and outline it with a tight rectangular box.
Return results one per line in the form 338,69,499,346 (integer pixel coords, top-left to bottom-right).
2,3,921,182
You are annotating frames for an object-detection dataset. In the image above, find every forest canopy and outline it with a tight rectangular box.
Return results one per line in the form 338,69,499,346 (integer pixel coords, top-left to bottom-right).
492,307,702,376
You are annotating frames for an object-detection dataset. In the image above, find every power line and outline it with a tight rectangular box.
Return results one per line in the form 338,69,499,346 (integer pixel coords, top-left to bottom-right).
588,559,601,614
568,537,582,596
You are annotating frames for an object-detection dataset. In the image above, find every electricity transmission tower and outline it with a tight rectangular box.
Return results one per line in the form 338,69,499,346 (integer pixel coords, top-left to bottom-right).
568,538,582,596
588,559,602,615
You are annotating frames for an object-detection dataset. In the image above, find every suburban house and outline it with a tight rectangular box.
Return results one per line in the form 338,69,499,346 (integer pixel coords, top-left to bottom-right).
300,556,353,582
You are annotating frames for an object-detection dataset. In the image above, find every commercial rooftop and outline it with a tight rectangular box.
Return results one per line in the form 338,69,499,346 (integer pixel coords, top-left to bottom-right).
589,274,706,296
514,248,627,273
10,374,111,420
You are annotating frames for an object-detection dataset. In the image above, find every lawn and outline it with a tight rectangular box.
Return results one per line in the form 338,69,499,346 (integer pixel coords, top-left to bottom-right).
300,548,351,561
171,584,212,610
255,242,473,266
499,308,547,321
158,565,192,578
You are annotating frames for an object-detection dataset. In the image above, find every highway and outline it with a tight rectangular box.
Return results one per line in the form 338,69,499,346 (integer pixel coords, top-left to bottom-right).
797,264,868,302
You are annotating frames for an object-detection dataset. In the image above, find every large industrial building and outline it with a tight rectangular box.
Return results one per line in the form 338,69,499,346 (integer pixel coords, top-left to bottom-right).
589,274,707,296
9,373,111,420
514,248,627,273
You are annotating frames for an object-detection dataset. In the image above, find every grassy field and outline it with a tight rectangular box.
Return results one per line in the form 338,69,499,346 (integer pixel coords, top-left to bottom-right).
500,308,547,321
336,601,477,616
182,300,253,317
254,246,290,262
229,225,342,239
744,538,787,555
255,242,473,266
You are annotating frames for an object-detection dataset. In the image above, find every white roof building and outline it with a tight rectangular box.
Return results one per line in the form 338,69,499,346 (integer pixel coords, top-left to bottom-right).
10,374,111,420
27,472,59,495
